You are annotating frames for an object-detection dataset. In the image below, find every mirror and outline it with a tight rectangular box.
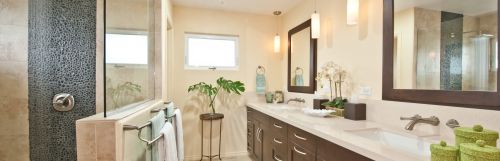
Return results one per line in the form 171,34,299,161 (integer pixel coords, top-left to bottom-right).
393,0,498,91
105,0,156,115
288,19,317,94
383,0,500,110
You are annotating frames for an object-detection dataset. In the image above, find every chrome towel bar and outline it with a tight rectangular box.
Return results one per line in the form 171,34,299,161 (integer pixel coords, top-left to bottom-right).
123,105,178,145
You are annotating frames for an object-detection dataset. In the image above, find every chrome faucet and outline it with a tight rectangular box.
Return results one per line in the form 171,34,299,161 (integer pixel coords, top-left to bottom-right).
400,114,440,131
287,98,305,104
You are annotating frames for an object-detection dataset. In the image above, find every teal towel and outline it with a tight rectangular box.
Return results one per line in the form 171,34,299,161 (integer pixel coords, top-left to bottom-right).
256,74,266,94
151,111,166,161
295,74,304,86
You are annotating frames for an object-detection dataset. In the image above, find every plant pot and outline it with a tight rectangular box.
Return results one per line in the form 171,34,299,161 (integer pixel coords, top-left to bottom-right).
325,106,336,110
334,108,345,117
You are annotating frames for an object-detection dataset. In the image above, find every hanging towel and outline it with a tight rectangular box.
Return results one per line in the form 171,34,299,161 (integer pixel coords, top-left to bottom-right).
151,111,166,161
295,74,304,86
174,109,184,161
166,102,175,121
256,74,266,94
158,122,179,161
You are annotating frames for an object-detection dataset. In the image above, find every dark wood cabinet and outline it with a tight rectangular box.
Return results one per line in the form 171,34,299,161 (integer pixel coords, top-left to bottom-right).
247,107,373,161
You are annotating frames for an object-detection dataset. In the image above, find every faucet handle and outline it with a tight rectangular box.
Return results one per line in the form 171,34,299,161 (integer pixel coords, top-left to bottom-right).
400,114,421,120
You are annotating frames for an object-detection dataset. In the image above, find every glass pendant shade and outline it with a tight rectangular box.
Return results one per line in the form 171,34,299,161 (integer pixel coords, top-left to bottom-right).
311,12,320,39
274,34,280,53
347,0,359,25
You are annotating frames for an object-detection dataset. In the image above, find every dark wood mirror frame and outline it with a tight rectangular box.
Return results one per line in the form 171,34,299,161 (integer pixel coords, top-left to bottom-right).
383,0,500,110
288,19,317,94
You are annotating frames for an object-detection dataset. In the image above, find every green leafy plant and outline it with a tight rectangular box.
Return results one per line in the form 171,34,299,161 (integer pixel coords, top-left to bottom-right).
188,77,245,114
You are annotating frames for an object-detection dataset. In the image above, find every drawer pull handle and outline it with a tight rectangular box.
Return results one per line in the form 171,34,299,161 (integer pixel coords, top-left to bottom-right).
293,146,307,155
256,128,263,143
273,123,283,129
273,155,283,161
294,133,307,141
273,138,283,144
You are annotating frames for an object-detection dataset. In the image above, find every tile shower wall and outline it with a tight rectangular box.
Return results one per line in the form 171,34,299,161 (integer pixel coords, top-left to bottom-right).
440,12,464,90
0,0,29,160
28,0,96,160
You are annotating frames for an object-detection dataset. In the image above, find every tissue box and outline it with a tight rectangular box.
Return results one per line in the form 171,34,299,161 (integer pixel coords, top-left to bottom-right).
313,99,329,109
344,103,366,120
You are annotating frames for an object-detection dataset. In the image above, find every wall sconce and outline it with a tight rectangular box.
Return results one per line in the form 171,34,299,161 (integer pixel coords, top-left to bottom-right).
274,34,280,53
311,12,320,39
347,0,359,25
311,0,320,39
273,11,282,53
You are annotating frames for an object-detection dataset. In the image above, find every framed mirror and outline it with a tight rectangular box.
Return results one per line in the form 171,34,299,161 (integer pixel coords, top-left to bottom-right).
288,19,317,94
383,0,500,110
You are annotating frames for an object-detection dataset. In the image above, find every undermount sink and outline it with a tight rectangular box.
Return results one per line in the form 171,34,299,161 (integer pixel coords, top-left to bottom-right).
346,128,435,157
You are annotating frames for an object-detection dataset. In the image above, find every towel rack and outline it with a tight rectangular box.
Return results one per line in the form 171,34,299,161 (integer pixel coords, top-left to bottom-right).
295,67,303,75
256,66,266,74
123,106,178,145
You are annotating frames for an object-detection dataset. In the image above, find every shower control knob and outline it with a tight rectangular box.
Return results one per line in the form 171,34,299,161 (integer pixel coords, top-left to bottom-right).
52,93,75,112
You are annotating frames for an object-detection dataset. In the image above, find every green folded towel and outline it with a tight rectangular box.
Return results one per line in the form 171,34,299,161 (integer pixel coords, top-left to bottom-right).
460,140,500,161
455,125,499,147
431,141,459,161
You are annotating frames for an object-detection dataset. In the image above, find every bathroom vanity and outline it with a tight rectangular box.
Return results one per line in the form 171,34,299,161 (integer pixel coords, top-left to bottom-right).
247,106,372,161
246,102,444,161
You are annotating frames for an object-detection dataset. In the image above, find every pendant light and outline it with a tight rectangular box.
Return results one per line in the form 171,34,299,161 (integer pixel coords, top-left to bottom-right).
274,11,282,53
311,0,320,39
347,0,359,25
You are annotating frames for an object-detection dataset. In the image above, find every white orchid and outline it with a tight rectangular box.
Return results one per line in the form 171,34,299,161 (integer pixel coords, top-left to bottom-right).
316,61,350,107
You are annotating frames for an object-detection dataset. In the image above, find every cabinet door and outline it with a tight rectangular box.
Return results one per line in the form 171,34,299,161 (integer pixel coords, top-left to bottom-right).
247,119,255,155
254,121,264,161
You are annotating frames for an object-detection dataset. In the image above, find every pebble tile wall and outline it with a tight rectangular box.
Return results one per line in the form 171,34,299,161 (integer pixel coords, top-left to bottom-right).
440,11,464,90
28,0,97,160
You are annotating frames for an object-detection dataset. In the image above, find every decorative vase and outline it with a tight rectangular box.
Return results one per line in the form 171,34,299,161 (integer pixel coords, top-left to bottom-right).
334,108,345,117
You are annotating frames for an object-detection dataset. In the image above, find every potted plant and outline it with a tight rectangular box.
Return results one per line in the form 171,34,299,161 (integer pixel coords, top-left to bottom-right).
316,62,349,117
188,77,246,114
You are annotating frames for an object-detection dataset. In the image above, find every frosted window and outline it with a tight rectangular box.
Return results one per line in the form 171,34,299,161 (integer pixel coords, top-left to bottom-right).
185,34,239,69
106,34,148,64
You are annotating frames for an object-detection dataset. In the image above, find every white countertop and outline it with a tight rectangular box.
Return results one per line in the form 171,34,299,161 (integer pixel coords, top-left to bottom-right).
246,102,445,161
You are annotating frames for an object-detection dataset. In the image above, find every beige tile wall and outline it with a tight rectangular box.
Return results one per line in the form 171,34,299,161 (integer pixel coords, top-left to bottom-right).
0,0,29,160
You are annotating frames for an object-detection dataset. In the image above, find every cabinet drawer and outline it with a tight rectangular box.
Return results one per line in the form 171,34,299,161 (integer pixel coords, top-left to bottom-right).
289,143,315,161
271,134,287,152
288,127,316,153
272,148,287,161
317,138,373,161
270,118,287,136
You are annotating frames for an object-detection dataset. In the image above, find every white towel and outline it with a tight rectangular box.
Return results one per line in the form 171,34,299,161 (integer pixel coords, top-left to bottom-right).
174,109,184,161
158,123,179,161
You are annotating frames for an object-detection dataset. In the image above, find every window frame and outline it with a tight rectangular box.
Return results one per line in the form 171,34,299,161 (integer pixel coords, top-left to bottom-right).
184,33,240,70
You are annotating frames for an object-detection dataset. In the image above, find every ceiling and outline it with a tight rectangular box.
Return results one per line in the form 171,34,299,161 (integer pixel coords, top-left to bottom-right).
395,0,497,16
172,0,304,15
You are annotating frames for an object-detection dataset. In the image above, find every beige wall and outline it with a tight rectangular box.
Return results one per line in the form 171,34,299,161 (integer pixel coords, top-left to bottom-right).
169,6,283,159
281,0,500,141
0,0,29,160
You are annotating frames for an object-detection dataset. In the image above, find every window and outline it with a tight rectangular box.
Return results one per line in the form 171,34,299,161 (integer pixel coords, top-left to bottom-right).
185,33,239,70
105,33,148,64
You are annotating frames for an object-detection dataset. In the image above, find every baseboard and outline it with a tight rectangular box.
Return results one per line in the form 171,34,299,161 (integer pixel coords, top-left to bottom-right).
183,151,249,161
